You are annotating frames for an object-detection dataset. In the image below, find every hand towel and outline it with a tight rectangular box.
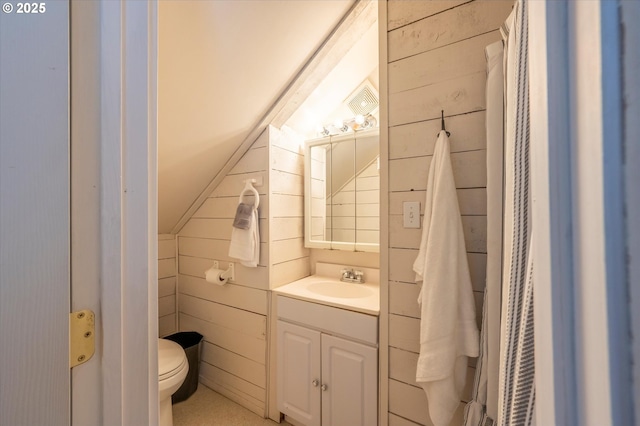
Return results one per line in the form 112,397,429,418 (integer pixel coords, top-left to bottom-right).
228,205,260,267
232,202,254,230
413,130,480,426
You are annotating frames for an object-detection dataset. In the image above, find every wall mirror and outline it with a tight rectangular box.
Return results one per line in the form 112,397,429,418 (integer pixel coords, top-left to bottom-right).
304,128,379,252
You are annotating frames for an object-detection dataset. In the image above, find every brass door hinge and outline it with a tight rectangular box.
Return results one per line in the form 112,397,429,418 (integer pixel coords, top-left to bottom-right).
70,309,95,368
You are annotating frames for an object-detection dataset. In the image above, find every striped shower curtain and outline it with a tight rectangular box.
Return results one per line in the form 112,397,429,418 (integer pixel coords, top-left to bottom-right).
464,1,535,425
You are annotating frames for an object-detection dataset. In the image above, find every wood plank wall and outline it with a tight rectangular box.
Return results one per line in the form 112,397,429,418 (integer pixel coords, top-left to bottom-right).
268,126,310,287
177,129,270,416
158,234,177,337
174,125,311,416
385,1,513,424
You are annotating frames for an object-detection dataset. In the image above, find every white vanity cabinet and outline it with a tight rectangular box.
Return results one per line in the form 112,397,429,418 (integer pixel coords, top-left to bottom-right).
276,296,378,426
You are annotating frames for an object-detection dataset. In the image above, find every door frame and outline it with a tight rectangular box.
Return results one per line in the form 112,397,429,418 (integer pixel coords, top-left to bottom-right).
71,1,159,424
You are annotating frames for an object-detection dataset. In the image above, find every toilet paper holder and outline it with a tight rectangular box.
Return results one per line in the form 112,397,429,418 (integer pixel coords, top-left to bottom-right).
211,261,235,281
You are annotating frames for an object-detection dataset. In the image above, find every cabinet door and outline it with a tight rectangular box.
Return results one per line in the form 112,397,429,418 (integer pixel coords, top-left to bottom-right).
321,335,378,426
277,321,321,426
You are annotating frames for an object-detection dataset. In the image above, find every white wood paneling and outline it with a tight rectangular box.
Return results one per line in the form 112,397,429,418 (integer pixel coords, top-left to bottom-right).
158,235,176,337
272,145,304,176
272,217,304,241
193,196,270,219
158,237,176,259
389,111,486,160
176,128,271,416
271,238,309,265
159,314,176,338
178,236,269,267
179,255,269,290
389,282,421,318
199,362,266,414
389,188,486,216
389,215,487,253
200,361,266,403
272,257,311,288
387,0,468,31
159,295,176,317
228,146,268,175
270,194,304,218
179,275,267,315
210,172,269,198
389,150,486,192
389,72,486,127
201,341,266,388
179,218,268,241
387,0,513,62
389,347,475,402
179,314,266,364
389,413,423,426
158,277,176,298
388,379,432,425
271,170,304,195
389,314,420,353
389,31,500,94
158,258,176,279
389,379,465,426
179,294,266,339
385,0,512,421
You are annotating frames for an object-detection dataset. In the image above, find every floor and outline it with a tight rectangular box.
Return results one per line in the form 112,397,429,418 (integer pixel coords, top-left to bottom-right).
173,384,292,426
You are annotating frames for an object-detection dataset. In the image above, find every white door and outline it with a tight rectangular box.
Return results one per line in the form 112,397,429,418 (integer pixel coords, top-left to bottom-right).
277,321,321,426
0,2,71,425
321,334,377,426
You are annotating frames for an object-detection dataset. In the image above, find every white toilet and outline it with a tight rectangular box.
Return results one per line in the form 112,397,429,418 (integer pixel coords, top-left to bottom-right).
158,338,189,426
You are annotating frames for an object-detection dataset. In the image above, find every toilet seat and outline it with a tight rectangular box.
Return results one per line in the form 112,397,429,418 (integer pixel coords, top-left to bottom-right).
159,338,188,381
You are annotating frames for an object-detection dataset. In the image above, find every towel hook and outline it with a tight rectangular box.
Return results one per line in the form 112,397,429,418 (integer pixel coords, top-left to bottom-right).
239,179,260,209
439,110,451,137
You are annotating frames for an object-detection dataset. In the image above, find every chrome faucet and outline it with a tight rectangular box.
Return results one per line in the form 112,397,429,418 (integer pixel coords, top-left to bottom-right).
340,268,365,284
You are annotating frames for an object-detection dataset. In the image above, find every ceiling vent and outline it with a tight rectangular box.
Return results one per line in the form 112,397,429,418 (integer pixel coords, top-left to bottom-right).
346,81,379,117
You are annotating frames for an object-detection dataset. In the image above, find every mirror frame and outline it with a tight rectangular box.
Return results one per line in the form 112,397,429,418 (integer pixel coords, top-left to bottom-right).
304,128,379,252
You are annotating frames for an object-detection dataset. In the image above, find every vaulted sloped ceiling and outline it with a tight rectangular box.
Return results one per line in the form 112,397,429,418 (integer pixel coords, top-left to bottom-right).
158,0,356,233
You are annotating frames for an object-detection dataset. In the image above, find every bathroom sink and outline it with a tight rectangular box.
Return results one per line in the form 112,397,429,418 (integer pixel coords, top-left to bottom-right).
306,281,374,299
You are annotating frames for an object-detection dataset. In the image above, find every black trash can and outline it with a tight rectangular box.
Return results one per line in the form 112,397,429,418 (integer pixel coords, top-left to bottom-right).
164,331,203,403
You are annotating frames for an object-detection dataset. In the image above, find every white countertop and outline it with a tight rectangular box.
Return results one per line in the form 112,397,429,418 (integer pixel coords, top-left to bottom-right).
273,274,380,316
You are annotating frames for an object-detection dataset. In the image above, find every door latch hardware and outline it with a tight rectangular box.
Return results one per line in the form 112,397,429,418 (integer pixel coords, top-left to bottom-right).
70,309,95,368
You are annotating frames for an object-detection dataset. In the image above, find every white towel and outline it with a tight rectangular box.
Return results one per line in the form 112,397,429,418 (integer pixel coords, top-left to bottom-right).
228,205,260,267
413,130,480,426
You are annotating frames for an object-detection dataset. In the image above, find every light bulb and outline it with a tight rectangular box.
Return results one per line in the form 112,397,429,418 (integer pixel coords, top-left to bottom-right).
333,119,344,129
355,115,365,125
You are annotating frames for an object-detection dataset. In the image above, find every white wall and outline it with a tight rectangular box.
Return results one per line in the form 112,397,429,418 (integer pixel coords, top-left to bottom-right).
384,1,513,424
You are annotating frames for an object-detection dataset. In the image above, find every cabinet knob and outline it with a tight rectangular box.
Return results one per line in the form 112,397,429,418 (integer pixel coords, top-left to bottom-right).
321,384,328,391
312,379,319,387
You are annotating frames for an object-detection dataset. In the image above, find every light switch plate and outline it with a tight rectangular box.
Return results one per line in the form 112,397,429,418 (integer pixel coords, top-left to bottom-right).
403,201,421,228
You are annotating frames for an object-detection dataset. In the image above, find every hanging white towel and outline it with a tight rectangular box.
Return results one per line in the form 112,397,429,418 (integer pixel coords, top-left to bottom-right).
413,130,480,426
228,205,260,267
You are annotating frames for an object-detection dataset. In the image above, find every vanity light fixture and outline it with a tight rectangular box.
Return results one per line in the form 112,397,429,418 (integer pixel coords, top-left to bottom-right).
317,125,330,136
317,113,378,137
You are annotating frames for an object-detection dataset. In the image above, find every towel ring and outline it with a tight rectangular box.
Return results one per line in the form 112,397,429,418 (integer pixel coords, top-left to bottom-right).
239,180,260,209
